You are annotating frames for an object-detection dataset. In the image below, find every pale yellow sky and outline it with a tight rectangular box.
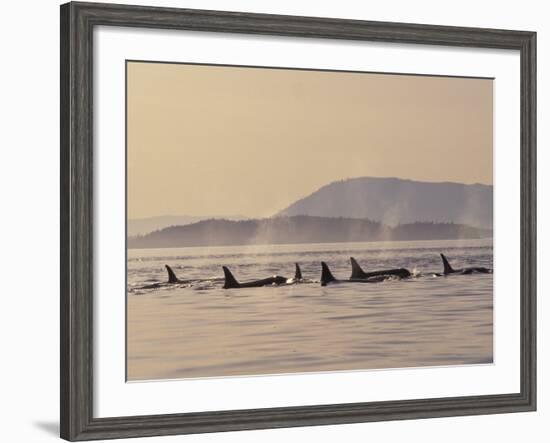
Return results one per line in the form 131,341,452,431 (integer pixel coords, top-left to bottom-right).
127,61,493,219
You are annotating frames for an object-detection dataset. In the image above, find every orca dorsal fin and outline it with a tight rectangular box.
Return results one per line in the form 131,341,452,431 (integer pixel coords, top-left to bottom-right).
350,257,366,279
321,262,336,286
165,265,179,283
440,254,454,274
295,263,303,280
222,266,240,289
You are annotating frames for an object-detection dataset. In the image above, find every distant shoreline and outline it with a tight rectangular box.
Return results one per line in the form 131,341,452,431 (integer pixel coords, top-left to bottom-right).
128,236,493,252
128,215,492,250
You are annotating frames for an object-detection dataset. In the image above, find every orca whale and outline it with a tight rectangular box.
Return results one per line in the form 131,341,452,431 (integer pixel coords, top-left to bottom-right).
135,265,190,289
284,263,306,284
165,264,184,283
321,262,386,286
350,257,411,279
223,266,291,289
294,263,303,280
440,253,492,275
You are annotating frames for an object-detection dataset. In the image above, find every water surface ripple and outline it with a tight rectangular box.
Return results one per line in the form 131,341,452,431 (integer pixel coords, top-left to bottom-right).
127,239,493,380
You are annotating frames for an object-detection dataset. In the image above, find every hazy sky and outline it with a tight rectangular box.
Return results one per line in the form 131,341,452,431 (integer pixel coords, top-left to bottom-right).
127,61,493,219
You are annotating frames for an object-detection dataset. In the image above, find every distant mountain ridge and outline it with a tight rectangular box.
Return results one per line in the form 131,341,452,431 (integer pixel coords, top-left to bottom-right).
128,215,245,236
128,215,491,249
276,177,493,229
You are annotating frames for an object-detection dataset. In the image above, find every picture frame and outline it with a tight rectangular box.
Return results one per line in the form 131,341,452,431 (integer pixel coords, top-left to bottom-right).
60,1,536,441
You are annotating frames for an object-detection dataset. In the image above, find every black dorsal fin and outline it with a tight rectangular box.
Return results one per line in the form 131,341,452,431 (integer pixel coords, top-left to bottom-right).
350,257,367,279
165,265,179,283
440,254,454,274
321,262,337,286
222,266,240,289
295,263,303,280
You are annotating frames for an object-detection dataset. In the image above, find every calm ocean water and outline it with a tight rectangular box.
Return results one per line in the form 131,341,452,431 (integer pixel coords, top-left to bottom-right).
127,238,493,381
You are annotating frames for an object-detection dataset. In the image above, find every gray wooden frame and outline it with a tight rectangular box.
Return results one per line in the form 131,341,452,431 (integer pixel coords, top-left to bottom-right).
60,1,536,441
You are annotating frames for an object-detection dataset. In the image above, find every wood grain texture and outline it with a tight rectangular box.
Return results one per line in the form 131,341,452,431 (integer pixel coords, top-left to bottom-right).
60,2,537,441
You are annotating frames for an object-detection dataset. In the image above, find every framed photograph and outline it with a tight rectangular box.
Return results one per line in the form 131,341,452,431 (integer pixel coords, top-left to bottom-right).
60,1,536,441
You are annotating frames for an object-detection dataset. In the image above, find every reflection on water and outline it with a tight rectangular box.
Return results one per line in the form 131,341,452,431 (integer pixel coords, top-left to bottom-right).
127,239,493,381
